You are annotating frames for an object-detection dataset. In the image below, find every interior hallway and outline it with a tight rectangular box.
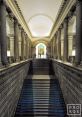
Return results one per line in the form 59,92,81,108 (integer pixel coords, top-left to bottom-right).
0,0,82,117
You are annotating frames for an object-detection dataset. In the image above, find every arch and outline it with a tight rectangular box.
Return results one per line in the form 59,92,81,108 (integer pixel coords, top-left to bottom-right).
28,14,54,23
32,39,49,47
36,43,47,58
28,14,53,37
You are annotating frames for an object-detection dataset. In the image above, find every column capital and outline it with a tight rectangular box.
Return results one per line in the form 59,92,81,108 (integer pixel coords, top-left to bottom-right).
18,24,22,30
68,10,75,21
60,25,62,30
14,17,18,24
55,33,57,39
21,28,24,32
64,17,68,23
7,9,14,21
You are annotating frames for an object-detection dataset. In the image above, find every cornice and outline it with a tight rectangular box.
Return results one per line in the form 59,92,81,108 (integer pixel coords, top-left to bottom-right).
6,0,32,39
50,0,76,39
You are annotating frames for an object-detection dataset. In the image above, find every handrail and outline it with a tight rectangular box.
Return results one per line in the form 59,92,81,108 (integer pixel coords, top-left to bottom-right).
50,58,82,75
0,59,32,76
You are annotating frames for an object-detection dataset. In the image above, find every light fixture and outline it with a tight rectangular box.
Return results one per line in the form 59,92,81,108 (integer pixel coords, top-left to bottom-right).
72,50,75,56
7,50,10,57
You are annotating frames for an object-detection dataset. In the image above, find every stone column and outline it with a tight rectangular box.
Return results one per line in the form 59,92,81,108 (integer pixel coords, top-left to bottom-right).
21,29,24,60
56,32,59,59
75,0,82,65
25,35,28,59
51,39,53,58
52,38,54,58
63,18,68,61
27,39,29,59
10,36,14,62
29,43,31,57
29,41,31,58
23,33,26,59
8,12,14,63
30,43,32,58
0,0,8,66
51,41,53,58
55,33,58,59
18,25,22,60
14,18,19,62
52,39,54,58
58,28,61,60
54,34,56,59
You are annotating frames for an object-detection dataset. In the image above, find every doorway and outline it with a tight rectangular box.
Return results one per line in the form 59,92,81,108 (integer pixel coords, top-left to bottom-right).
36,43,47,58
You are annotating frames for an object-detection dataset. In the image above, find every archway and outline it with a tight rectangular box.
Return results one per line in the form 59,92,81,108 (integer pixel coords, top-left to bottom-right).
36,43,47,58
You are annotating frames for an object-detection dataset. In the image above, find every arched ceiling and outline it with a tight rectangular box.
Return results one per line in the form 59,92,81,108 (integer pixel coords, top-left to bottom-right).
16,0,62,39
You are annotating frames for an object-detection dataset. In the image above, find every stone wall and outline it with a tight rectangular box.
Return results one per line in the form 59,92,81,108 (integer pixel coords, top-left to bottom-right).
52,59,82,116
0,60,31,117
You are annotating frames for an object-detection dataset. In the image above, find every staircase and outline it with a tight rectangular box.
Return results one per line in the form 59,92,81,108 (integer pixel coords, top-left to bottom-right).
32,59,49,75
32,78,50,116
49,78,67,117
14,59,67,117
14,77,34,116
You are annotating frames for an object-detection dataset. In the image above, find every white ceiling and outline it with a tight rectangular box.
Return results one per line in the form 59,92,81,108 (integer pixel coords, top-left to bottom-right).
16,0,62,38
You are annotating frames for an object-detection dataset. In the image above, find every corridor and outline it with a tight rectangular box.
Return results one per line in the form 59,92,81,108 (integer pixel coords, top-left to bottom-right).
0,0,82,117
15,59,67,117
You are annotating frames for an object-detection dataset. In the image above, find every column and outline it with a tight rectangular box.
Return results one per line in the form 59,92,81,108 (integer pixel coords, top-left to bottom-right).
0,0,8,66
25,35,28,59
51,41,53,58
54,34,56,59
29,42,31,58
52,39,54,58
75,0,82,65
14,18,19,62
52,38,54,58
21,29,24,60
55,33,58,59
52,40,53,58
30,43,32,58
29,41,31,58
58,28,61,60
27,40,29,58
18,25,22,60
8,12,14,63
24,33,26,59
56,32,58,59
63,18,68,61
10,37,14,62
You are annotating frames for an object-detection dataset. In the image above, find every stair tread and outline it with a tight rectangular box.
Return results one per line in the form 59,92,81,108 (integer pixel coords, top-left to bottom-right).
14,60,67,117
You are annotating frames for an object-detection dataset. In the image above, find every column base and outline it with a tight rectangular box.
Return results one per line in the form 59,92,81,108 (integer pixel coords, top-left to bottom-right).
0,62,9,68
16,58,20,62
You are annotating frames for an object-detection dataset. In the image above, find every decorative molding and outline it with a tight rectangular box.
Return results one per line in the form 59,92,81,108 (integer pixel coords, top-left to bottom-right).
6,0,32,39
50,0,76,40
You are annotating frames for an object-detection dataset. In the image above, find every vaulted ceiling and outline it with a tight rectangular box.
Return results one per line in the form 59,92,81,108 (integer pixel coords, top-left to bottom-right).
16,0,62,39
